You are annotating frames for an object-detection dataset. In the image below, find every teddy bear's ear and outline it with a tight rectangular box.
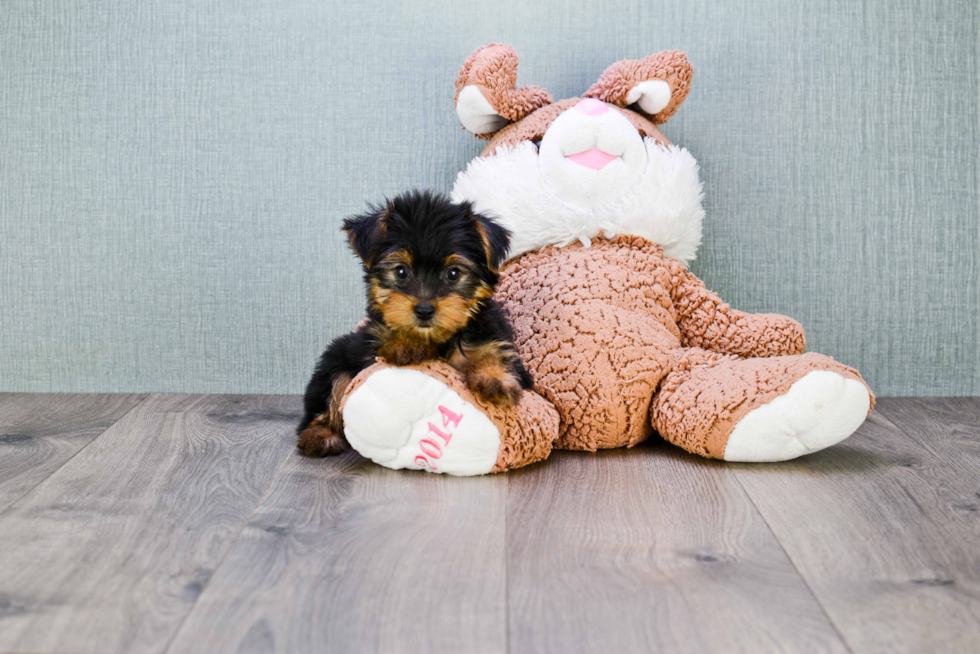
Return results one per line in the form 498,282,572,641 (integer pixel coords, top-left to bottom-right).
454,44,553,139
584,51,693,124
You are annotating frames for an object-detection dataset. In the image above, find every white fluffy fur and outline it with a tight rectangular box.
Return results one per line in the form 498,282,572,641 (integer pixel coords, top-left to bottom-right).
451,139,705,265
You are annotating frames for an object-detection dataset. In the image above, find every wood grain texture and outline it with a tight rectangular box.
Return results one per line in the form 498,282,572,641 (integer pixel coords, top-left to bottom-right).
166,452,508,654
2,394,979,653
0,394,300,654
505,445,847,653
730,409,980,653
0,393,146,513
876,397,980,480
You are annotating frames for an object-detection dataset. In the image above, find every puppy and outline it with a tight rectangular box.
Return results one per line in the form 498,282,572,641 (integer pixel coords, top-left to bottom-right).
297,190,533,457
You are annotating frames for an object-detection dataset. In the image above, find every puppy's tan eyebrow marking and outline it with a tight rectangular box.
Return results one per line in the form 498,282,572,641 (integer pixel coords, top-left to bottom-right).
379,249,413,267
444,254,476,268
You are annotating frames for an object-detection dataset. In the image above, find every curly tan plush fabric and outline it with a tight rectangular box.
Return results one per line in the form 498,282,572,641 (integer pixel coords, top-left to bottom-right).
496,236,874,457
651,349,869,458
341,359,559,473
669,262,808,357
584,51,694,123
453,43,553,139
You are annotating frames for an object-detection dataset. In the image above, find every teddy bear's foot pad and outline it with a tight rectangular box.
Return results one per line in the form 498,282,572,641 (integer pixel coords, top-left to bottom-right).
724,371,870,462
342,367,501,475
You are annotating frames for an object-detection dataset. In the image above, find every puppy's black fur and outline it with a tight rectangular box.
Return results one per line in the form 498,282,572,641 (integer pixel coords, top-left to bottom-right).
297,190,532,457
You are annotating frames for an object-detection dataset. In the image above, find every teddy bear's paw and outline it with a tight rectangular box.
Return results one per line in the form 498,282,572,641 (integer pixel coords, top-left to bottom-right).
342,367,501,475
724,371,871,462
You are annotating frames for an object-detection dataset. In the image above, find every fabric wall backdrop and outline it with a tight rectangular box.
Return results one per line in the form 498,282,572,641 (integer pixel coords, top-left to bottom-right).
1,0,977,396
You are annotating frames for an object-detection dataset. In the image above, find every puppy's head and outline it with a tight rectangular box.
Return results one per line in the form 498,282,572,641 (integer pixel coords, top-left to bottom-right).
343,190,509,343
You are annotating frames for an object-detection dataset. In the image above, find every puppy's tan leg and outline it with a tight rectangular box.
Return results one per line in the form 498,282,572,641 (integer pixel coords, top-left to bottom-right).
377,332,438,366
297,374,351,457
297,422,347,457
452,341,523,406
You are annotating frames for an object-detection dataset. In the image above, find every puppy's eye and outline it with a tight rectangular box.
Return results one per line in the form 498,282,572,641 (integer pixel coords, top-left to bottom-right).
446,267,461,282
394,265,409,280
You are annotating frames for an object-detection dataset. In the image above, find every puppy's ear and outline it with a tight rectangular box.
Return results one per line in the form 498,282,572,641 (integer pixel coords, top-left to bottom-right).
342,204,389,267
471,211,511,273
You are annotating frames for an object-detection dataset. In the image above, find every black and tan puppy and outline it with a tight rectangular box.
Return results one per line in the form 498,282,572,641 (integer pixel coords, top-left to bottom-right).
297,190,533,457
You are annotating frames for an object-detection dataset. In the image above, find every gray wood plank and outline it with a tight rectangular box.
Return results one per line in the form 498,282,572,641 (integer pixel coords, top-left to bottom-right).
505,445,847,653
730,408,980,654
876,397,980,479
0,393,146,513
0,393,300,654
166,453,508,654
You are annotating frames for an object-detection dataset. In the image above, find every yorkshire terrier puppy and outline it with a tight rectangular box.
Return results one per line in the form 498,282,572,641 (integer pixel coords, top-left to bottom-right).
297,190,533,457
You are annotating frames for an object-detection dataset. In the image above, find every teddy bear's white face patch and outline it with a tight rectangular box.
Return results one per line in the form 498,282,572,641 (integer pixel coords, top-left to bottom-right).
537,100,647,208
451,111,706,266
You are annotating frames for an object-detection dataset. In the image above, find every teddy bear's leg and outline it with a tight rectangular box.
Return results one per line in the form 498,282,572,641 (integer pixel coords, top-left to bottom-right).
650,348,873,462
515,301,679,451
339,361,558,475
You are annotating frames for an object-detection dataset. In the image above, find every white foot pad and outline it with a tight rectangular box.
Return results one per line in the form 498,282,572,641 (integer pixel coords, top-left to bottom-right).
343,368,501,475
724,371,870,462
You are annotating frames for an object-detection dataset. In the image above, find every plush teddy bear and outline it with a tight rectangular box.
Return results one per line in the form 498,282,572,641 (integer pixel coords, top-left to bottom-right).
339,44,873,474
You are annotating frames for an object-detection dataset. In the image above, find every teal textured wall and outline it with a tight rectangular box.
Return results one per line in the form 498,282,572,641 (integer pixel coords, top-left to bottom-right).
1,0,977,395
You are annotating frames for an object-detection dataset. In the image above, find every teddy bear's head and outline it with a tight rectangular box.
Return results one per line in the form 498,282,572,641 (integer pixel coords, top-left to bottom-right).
450,44,705,265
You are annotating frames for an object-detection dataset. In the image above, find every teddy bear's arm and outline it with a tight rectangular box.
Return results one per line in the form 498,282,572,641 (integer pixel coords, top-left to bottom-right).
668,263,807,358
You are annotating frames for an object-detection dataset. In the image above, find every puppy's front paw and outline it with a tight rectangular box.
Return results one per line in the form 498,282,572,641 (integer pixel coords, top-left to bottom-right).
377,339,437,366
467,368,523,406
297,425,349,457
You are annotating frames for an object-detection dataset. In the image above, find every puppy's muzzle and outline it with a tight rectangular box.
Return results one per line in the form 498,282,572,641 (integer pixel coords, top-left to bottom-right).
414,301,436,321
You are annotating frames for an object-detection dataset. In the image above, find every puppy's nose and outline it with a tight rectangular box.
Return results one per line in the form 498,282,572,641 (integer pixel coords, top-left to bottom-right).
575,98,608,116
414,301,435,321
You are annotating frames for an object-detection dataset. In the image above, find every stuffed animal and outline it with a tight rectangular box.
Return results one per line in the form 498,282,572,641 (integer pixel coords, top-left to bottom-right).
339,43,873,474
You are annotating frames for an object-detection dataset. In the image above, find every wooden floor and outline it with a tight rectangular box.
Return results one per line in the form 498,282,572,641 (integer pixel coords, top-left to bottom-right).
0,395,978,653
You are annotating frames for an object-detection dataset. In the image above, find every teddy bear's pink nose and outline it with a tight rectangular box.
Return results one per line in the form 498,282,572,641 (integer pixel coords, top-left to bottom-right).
575,98,609,116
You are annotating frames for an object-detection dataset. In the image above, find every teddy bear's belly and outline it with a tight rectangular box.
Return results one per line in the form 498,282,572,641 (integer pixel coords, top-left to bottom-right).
497,236,682,348
496,237,683,450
